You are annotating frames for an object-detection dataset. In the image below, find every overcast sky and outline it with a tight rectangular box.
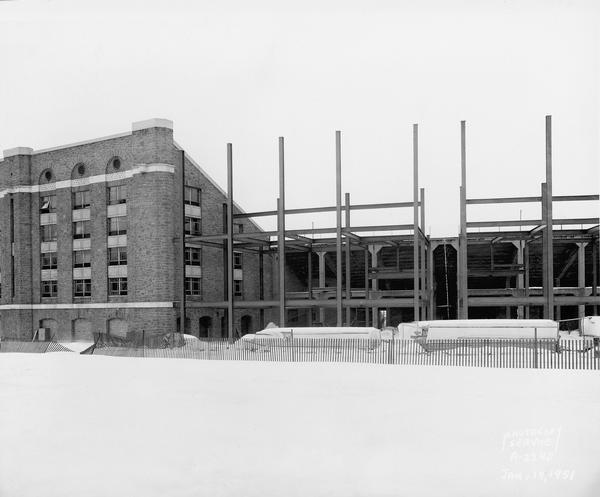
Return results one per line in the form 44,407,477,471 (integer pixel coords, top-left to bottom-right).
1,0,598,236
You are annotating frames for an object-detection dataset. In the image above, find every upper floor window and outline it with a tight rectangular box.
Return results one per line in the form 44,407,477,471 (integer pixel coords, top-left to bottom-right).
41,252,58,270
184,216,201,236
234,251,243,270
185,247,202,266
73,220,91,239
107,184,127,205
108,247,127,265
40,194,56,213
108,277,127,296
73,190,90,209
40,224,57,242
234,280,243,297
73,279,92,298
73,250,91,268
184,186,201,206
108,216,128,236
41,280,58,298
185,277,201,296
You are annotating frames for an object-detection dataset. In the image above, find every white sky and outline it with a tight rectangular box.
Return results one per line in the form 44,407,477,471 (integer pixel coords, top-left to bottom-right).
0,0,598,236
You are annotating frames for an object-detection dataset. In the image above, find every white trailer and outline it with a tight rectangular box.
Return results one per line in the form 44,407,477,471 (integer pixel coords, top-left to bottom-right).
398,319,560,352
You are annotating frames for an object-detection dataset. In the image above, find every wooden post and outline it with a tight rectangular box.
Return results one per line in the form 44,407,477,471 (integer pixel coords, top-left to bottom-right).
336,131,343,326
459,120,468,319
226,144,234,341
278,137,286,327
413,124,420,321
345,192,351,325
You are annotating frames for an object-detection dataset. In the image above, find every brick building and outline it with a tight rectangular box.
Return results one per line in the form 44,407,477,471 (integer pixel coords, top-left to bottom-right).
0,118,275,341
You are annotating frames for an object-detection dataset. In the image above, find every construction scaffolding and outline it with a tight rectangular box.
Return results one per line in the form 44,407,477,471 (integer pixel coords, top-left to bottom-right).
457,116,600,320
186,127,432,340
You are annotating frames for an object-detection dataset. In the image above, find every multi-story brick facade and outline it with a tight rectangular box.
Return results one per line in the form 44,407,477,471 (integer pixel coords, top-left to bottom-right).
0,118,275,341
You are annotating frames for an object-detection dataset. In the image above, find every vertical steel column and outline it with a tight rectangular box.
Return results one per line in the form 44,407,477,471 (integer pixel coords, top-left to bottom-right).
541,183,550,319
364,248,370,326
524,242,530,319
318,252,326,324
278,139,286,327
593,239,598,316
345,192,351,325
428,241,435,319
259,246,264,330
307,247,313,326
459,120,468,319
226,144,234,341
545,115,554,320
179,150,186,336
578,243,587,319
413,124,420,321
335,131,343,326
420,187,426,319
514,240,525,319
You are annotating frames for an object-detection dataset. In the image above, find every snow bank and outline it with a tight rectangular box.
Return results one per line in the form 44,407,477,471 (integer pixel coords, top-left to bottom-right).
1,354,599,497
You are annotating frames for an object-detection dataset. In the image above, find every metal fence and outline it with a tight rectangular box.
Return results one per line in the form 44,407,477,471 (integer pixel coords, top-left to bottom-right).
89,336,600,370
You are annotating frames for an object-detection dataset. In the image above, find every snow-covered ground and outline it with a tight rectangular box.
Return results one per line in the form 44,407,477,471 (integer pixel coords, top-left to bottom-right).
1,354,599,497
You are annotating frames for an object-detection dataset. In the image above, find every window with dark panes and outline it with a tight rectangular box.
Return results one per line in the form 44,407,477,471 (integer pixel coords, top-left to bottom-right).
41,252,57,270
41,280,57,298
72,190,90,209
184,186,201,206
73,250,91,268
185,277,201,296
107,184,127,205
73,279,92,297
184,216,201,236
40,194,56,213
40,224,57,242
73,220,91,239
185,247,202,266
108,247,127,265
108,277,128,296
108,216,128,236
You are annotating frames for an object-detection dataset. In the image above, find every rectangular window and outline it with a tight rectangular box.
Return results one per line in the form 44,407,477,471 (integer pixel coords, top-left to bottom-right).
108,216,128,236
108,247,127,265
184,186,201,206
72,190,90,209
108,277,128,296
234,280,243,297
73,279,92,297
41,280,57,298
41,252,58,270
40,194,56,213
73,220,91,239
40,224,57,242
185,277,201,296
184,216,201,236
235,223,244,234
185,247,201,266
73,250,91,268
107,184,127,205
234,251,243,270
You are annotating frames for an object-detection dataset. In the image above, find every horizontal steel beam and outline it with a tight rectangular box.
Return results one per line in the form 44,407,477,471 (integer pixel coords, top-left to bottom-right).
468,295,600,306
467,217,599,228
233,201,421,219
186,298,419,309
467,194,598,205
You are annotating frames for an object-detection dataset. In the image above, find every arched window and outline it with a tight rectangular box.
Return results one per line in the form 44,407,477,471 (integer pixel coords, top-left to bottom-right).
39,169,54,184
241,315,253,335
107,318,128,338
72,318,92,341
38,318,58,341
106,156,125,175
199,316,212,338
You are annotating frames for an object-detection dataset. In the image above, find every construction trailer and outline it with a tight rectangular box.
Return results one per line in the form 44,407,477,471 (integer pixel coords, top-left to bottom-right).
185,127,433,339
